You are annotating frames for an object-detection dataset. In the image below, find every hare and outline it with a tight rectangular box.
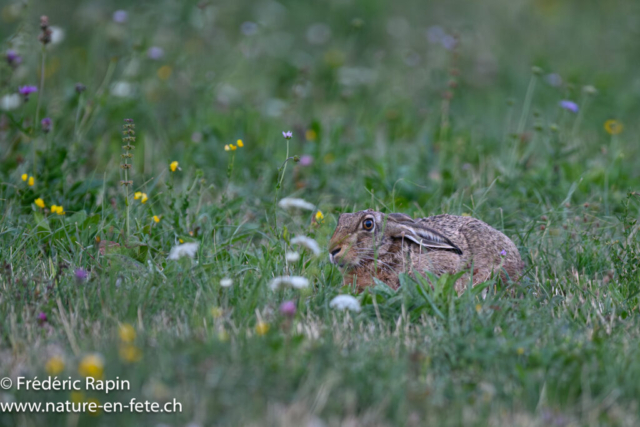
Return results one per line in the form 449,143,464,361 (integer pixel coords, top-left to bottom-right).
328,210,524,294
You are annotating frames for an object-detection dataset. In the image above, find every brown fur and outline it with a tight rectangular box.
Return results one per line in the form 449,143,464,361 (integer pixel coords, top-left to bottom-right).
328,210,524,294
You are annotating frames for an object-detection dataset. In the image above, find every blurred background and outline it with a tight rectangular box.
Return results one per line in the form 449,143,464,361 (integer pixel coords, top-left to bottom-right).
2,0,639,213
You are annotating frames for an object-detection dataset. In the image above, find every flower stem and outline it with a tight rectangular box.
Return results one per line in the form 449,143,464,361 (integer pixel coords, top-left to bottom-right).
35,47,46,125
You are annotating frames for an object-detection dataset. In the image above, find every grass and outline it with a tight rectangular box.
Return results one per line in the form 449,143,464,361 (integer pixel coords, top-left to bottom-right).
1,0,640,425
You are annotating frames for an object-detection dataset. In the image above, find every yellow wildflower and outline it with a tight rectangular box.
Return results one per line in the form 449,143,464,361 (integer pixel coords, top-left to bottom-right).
28,176,34,186
118,323,136,343
224,145,230,151
50,205,65,215
230,144,237,151
170,161,179,172
70,391,85,404
140,193,148,204
179,238,184,244
305,129,317,141
87,397,101,416
134,191,142,200
157,65,172,81
35,198,45,208
119,344,142,363
255,321,269,336
210,307,223,319
153,215,160,223
237,139,244,147
45,356,65,375
315,210,324,223
21,173,28,181
78,353,105,379
517,347,525,355
475,304,482,313
604,120,623,135
218,328,230,342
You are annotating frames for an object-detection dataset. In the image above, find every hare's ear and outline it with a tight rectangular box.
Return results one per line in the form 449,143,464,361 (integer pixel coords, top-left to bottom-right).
386,220,462,254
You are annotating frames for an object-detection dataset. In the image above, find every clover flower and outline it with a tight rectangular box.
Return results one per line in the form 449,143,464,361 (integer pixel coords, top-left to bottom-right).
279,301,296,317
35,198,45,208
285,251,300,262
269,276,310,291
282,130,292,139
167,242,200,260
19,85,37,101
38,312,47,324
500,249,507,257
278,197,315,211
41,117,52,133
6,49,21,66
559,100,579,113
329,295,361,312
290,236,321,256
170,161,179,172
75,268,88,283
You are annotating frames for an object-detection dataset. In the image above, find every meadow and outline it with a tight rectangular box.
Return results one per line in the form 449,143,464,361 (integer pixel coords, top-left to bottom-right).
1,0,640,425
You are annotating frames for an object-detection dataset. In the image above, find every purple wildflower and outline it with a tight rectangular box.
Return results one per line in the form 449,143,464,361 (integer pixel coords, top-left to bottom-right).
113,10,128,24
282,131,292,139
6,50,22,66
279,300,296,317
147,46,164,60
299,155,313,166
41,117,52,133
19,86,38,101
75,83,86,94
241,21,258,36
559,100,579,113
500,250,507,257
545,73,562,87
38,312,47,324
74,268,89,283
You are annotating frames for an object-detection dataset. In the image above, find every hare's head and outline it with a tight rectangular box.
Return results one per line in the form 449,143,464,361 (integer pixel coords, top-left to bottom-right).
328,210,461,269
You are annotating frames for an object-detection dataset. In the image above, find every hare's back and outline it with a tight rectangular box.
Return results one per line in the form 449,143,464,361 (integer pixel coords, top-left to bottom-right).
418,214,522,271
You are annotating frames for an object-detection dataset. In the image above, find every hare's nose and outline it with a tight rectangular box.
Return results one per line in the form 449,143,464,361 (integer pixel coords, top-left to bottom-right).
330,248,341,257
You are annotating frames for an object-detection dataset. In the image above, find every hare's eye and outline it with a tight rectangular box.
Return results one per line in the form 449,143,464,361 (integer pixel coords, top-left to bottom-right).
362,218,374,231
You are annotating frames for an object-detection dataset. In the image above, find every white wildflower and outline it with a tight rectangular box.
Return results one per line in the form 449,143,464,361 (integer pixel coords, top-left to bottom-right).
278,197,315,211
269,276,309,291
329,295,361,312
50,26,65,45
220,278,233,288
0,94,21,111
285,251,300,262
167,242,199,260
111,81,134,98
290,236,321,256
